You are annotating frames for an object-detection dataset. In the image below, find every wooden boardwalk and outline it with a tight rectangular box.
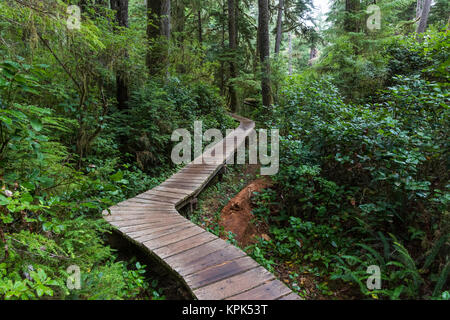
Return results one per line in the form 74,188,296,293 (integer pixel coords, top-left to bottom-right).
103,114,300,300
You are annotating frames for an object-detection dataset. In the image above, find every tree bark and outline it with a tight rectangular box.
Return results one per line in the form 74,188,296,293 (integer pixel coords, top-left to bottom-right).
146,0,171,74
416,0,432,33
161,0,171,39
288,32,293,75
228,0,239,112
198,10,203,44
111,0,129,107
220,0,226,95
258,0,272,107
344,0,360,32
274,0,284,54
110,0,129,111
308,45,318,66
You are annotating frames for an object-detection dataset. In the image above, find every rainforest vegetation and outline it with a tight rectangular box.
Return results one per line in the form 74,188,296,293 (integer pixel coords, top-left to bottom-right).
0,0,448,300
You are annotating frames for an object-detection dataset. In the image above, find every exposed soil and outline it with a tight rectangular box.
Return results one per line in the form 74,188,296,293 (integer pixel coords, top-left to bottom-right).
218,178,272,247
189,164,359,300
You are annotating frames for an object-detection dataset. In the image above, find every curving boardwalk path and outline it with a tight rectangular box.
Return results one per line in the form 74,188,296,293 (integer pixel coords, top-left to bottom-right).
103,114,300,300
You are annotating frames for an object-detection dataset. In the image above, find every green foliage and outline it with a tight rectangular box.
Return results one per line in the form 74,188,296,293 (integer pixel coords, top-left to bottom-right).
250,29,449,299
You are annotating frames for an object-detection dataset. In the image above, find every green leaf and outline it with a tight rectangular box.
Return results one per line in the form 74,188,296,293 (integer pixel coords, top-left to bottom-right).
30,117,43,131
110,171,124,182
20,193,33,204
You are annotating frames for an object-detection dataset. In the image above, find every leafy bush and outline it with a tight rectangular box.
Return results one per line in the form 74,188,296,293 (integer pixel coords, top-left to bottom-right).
253,54,448,298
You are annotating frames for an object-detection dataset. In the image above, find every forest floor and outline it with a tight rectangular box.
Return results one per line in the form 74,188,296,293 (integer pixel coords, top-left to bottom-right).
188,164,357,300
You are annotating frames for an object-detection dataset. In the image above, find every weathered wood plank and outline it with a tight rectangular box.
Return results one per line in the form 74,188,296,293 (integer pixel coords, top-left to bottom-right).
153,232,217,260
174,243,246,277
143,226,206,250
278,292,302,300
153,186,192,195
140,189,186,199
134,223,194,242
119,218,187,233
110,216,181,228
164,239,226,270
134,194,180,204
193,267,275,300
125,221,189,238
184,256,258,290
225,279,291,300
105,213,180,222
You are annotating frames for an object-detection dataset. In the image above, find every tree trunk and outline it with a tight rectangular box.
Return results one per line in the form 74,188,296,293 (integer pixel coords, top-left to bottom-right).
308,45,318,66
274,0,284,54
288,32,293,75
146,0,171,75
344,0,360,32
228,0,239,112
258,0,272,107
220,0,226,95
416,0,432,33
161,0,171,39
110,0,129,111
198,10,203,45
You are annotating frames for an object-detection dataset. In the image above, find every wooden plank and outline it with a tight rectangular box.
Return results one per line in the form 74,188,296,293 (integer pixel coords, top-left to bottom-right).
110,216,181,228
119,218,187,233
164,239,226,271
143,226,206,250
117,199,174,206
134,194,180,204
126,221,191,239
141,189,186,199
225,280,291,300
193,267,275,300
160,181,201,188
166,178,206,184
113,202,174,209
105,210,179,218
179,168,216,173
173,242,246,277
105,213,180,222
184,256,258,290
278,292,302,300
153,186,192,195
153,232,218,260
134,223,194,242
107,208,177,214
171,173,211,179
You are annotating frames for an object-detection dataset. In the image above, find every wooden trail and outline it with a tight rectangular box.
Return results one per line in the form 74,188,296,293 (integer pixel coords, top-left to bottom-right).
103,114,300,300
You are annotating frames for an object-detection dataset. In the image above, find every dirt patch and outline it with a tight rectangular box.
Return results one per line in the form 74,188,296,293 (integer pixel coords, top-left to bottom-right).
218,177,272,247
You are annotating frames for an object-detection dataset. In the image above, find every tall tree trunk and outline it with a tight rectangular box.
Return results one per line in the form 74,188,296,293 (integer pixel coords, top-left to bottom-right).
308,45,318,66
258,0,272,107
274,0,284,54
228,0,239,112
416,0,432,33
197,10,203,45
344,0,360,32
288,32,293,75
110,0,129,111
146,0,171,74
220,0,226,95
161,0,171,39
